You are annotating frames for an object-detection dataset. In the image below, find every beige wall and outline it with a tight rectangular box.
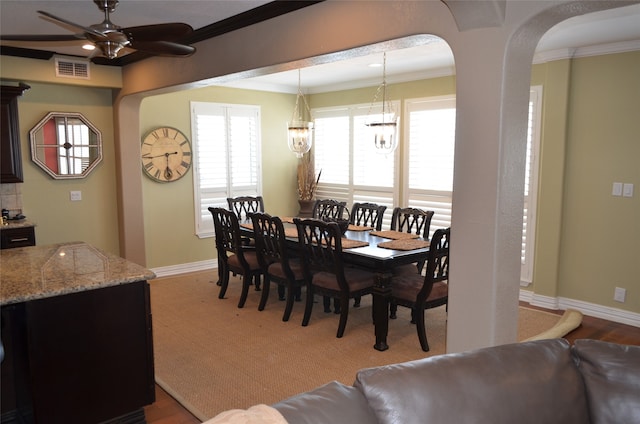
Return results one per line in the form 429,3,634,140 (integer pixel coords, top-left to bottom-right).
140,86,299,268
2,80,120,254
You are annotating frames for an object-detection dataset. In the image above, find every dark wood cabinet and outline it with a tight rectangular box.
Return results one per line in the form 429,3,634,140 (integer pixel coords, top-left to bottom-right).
0,226,36,249
1,84,29,183
0,281,155,424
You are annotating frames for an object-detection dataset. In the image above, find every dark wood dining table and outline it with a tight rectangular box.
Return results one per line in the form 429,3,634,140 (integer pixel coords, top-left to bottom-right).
240,219,430,351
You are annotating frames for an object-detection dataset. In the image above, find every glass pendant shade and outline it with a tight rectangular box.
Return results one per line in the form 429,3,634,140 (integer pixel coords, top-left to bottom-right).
288,69,314,158
287,120,314,158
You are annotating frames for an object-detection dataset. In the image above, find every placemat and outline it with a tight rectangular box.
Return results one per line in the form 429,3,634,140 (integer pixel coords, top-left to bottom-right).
377,239,430,251
348,224,373,231
370,230,420,240
340,238,369,249
240,223,253,231
281,216,295,224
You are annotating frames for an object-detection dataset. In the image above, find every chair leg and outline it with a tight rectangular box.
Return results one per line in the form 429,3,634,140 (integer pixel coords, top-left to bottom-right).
302,285,314,327
258,276,271,311
390,301,398,319
282,284,295,322
277,284,286,301
415,307,430,352
353,295,361,307
254,275,261,291
218,271,230,299
323,296,332,313
238,274,251,308
336,297,350,338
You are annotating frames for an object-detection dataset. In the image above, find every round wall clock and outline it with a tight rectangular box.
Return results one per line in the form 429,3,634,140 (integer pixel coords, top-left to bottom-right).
141,126,192,183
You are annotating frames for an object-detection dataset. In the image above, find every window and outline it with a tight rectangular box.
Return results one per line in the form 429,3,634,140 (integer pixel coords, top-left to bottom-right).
312,103,399,222
191,102,261,237
404,95,456,239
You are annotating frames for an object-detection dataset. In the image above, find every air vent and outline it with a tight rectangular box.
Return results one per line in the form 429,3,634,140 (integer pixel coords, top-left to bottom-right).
55,58,90,79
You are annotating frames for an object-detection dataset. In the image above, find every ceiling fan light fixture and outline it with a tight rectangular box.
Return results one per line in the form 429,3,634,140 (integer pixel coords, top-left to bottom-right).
96,40,125,59
82,43,96,51
287,69,314,158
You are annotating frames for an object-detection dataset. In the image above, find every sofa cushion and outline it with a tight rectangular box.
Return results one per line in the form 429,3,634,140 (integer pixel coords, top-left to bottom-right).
573,339,640,424
272,380,378,424
354,339,589,424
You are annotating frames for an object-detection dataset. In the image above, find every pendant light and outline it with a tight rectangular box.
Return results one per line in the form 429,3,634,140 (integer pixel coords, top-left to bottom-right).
365,52,398,155
287,69,314,158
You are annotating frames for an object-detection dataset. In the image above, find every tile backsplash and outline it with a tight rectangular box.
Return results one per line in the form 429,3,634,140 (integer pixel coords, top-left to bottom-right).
1,183,23,217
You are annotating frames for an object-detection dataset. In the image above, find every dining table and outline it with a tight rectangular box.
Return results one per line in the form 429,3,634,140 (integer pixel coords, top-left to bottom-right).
240,217,430,351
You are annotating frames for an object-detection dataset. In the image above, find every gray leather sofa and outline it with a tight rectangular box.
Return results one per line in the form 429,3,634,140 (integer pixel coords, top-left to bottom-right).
273,339,640,424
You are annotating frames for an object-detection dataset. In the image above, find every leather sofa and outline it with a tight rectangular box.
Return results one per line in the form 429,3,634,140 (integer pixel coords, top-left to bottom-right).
272,339,640,424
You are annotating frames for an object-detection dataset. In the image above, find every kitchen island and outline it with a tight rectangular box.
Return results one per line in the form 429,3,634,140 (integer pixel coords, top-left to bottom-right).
1,242,156,424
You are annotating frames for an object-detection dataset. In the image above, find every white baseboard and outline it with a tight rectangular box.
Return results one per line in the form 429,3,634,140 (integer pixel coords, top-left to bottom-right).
150,259,217,278
520,290,640,328
150,262,639,328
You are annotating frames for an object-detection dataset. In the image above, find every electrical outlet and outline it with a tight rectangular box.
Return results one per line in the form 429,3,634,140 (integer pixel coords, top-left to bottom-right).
70,190,82,201
614,287,626,303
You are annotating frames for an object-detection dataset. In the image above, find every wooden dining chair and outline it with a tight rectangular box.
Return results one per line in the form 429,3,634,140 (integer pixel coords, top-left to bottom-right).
251,212,305,322
227,196,264,220
390,206,435,274
209,207,264,308
389,227,450,351
294,218,376,338
349,202,387,230
312,199,347,220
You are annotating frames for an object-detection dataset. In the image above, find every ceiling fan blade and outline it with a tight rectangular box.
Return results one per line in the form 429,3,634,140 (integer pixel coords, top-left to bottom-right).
129,40,195,56
0,34,85,42
123,23,194,42
38,10,107,40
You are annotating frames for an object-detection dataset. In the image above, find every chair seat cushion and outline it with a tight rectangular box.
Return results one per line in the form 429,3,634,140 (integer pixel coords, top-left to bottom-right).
312,267,374,293
268,259,304,281
228,251,262,271
391,273,448,303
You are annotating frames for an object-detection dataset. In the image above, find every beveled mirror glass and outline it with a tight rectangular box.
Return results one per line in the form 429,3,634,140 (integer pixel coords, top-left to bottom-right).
30,112,102,179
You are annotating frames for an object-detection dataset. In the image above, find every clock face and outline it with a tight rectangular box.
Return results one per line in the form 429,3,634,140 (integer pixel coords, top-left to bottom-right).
141,127,192,183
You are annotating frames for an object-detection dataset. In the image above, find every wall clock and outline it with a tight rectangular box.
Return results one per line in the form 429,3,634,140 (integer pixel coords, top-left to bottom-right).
141,126,192,183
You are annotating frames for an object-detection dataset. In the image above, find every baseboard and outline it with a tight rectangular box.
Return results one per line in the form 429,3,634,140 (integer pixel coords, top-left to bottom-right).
150,259,216,278
520,290,640,328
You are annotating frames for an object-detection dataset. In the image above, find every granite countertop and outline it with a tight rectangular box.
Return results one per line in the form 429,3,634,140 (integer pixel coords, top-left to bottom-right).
1,242,156,306
0,219,36,230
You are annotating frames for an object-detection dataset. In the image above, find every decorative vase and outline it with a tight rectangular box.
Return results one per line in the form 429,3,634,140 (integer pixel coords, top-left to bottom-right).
298,199,314,218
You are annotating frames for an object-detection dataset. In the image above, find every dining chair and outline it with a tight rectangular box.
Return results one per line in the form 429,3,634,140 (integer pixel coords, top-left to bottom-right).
294,217,376,338
251,212,305,322
388,227,450,351
209,207,264,308
312,199,347,220
390,206,435,274
227,196,264,220
349,202,387,230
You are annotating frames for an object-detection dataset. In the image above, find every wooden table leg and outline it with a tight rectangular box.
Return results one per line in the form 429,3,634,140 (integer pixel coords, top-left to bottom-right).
373,272,392,351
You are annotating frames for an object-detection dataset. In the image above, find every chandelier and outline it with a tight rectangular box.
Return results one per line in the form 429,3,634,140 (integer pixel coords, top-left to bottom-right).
365,52,398,155
287,69,314,158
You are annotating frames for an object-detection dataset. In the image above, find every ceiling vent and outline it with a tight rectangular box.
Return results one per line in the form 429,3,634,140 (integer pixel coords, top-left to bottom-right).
55,58,90,79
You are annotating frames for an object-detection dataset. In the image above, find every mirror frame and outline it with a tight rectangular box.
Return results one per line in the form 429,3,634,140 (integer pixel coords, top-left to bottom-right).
29,112,103,179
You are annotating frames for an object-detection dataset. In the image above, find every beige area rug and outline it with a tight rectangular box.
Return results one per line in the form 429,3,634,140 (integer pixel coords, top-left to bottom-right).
150,271,571,421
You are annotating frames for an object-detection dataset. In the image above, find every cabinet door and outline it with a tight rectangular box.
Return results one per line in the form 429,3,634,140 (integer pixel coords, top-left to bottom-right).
1,86,27,183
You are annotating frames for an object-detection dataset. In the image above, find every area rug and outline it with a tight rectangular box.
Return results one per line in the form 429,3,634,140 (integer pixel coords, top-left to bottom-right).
149,271,568,421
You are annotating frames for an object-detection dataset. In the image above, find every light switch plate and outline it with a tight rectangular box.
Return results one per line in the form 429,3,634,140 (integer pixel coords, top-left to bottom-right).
70,190,82,201
623,183,634,198
612,182,623,196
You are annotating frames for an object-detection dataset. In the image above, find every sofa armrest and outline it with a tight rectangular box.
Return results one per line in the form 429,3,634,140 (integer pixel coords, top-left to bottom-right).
354,339,589,424
272,380,378,424
573,339,640,424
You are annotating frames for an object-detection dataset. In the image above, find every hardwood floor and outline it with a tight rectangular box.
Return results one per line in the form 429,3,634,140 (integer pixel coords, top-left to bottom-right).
144,305,640,423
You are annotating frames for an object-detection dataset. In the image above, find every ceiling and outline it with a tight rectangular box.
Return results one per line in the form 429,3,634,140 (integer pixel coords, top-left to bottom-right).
1,1,639,93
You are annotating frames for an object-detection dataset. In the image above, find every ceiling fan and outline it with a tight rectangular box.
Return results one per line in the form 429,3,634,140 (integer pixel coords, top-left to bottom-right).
1,0,196,60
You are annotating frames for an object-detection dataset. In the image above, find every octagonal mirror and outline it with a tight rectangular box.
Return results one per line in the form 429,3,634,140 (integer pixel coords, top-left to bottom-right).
30,112,102,179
